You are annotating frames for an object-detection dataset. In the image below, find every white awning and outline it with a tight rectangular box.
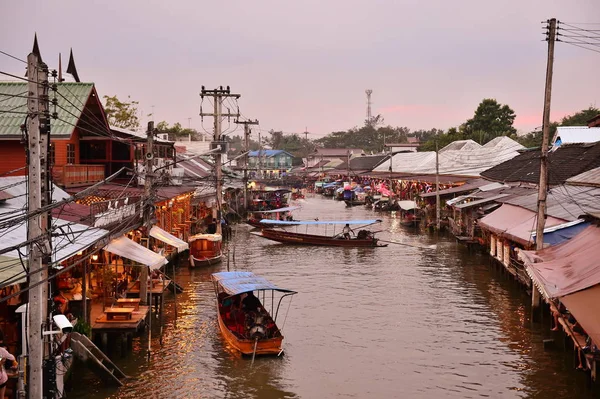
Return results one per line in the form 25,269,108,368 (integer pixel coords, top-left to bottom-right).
149,226,189,252
104,236,167,270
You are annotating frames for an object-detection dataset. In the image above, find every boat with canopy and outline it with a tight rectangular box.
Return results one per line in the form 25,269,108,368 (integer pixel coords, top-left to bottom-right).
211,271,297,356
188,233,223,267
255,219,387,247
246,206,301,228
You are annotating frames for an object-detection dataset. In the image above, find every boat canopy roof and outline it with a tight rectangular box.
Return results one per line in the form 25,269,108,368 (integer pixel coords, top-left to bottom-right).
189,233,222,242
323,182,342,188
260,219,382,226
212,271,296,296
260,206,301,214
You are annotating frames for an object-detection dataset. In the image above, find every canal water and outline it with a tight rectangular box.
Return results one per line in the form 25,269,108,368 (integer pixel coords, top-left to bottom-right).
70,196,595,398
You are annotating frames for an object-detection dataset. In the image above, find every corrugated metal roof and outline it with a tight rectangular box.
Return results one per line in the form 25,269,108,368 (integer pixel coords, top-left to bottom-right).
249,150,293,157
499,185,600,221
439,140,481,153
375,137,523,177
566,166,600,187
553,126,600,146
0,82,94,137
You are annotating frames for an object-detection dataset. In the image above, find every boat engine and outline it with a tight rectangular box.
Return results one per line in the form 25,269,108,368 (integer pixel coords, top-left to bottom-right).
246,312,268,339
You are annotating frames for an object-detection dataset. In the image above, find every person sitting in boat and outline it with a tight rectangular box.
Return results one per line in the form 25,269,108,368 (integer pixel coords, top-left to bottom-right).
241,292,262,313
342,223,354,239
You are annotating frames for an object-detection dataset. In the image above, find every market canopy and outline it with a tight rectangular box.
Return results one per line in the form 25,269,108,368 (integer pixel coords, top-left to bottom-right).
104,236,167,270
520,225,600,298
261,206,301,214
397,200,418,211
149,226,189,252
560,285,600,350
211,271,296,296
479,203,566,246
261,219,382,226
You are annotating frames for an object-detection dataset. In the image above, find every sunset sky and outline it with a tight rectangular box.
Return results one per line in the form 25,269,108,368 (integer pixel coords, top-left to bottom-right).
1,0,599,139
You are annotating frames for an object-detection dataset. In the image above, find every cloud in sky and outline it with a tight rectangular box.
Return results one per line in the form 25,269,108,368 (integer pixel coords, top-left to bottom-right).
0,0,598,138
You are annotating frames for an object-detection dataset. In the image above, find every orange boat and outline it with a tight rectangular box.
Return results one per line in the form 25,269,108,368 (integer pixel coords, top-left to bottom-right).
211,271,297,356
188,233,223,267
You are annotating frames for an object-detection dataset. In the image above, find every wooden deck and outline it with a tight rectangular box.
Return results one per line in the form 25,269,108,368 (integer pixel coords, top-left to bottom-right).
91,301,149,333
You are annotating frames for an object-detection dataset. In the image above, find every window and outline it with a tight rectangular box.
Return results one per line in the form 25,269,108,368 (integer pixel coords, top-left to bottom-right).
67,143,75,164
49,143,55,166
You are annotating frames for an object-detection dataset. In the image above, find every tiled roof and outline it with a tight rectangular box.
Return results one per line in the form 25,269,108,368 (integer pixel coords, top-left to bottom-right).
0,82,95,137
481,142,600,186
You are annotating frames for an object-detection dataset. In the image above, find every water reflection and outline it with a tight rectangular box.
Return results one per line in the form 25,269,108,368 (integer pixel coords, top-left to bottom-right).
69,196,595,399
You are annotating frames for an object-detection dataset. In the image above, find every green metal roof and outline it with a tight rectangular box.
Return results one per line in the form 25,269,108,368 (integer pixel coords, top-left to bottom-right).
0,82,95,137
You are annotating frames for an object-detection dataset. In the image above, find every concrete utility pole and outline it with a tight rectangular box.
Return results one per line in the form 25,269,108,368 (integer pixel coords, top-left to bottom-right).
235,119,259,213
200,87,240,234
141,121,155,306
27,52,51,399
535,18,557,251
346,150,350,182
365,89,373,124
435,139,440,230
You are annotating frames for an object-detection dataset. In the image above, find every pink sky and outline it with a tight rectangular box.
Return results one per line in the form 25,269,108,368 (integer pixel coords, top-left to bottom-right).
1,0,598,138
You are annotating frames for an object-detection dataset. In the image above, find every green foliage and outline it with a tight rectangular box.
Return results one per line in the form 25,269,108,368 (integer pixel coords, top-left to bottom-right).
73,319,92,337
419,127,465,152
156,120,202,140
463,98,517,144
103,95,140,130
516,107,600,148
560,106,599,126
264,131,316,159
226,135,261,156
315,123,413,153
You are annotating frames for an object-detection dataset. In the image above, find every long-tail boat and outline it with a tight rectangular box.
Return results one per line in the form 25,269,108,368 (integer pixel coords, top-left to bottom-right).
245,206,301,228
254,219,387,247
211,271,297,356
188,233,223,267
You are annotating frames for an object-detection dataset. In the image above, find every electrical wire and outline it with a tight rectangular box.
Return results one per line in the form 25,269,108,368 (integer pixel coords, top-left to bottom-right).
0,50,27,64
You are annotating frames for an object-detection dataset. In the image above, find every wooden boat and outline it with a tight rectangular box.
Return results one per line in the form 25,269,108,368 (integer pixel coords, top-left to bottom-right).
188,233,223,267
255,219,387,247
211,271,297,356
397,201,421,228
246,206,301,229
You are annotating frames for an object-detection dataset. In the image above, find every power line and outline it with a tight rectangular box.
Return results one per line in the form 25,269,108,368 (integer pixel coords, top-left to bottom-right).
0,50,27,64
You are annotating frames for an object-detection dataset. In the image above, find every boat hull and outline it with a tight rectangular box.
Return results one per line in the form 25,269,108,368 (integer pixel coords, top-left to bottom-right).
216,306,284,355
190,254,223,268
258,229,385,247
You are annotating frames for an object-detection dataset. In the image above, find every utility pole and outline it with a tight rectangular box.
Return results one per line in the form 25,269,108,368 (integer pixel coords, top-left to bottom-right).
435,138,440,230
532,18,556,311
27,52,51,399
235,119,259,213
141,121,155,306
304,127,309,141
200,86,240,234
535,18,556,252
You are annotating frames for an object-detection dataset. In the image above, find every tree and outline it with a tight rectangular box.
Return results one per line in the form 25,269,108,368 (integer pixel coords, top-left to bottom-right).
157,120,202,141
560,106,600,126
464,98,516,144
516,106,599,148
419,127,465,152
103,95,140,130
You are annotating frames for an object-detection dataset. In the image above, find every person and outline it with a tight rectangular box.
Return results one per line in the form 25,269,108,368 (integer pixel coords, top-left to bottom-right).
342,223,353,239
207,218,217,234
241,292,262,313
0,344,16,399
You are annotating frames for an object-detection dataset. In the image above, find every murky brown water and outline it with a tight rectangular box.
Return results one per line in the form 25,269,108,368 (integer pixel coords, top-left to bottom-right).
70,196,596,398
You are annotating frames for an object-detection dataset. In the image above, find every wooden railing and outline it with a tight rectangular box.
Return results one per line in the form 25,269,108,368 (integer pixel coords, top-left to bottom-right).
53,164,105,187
